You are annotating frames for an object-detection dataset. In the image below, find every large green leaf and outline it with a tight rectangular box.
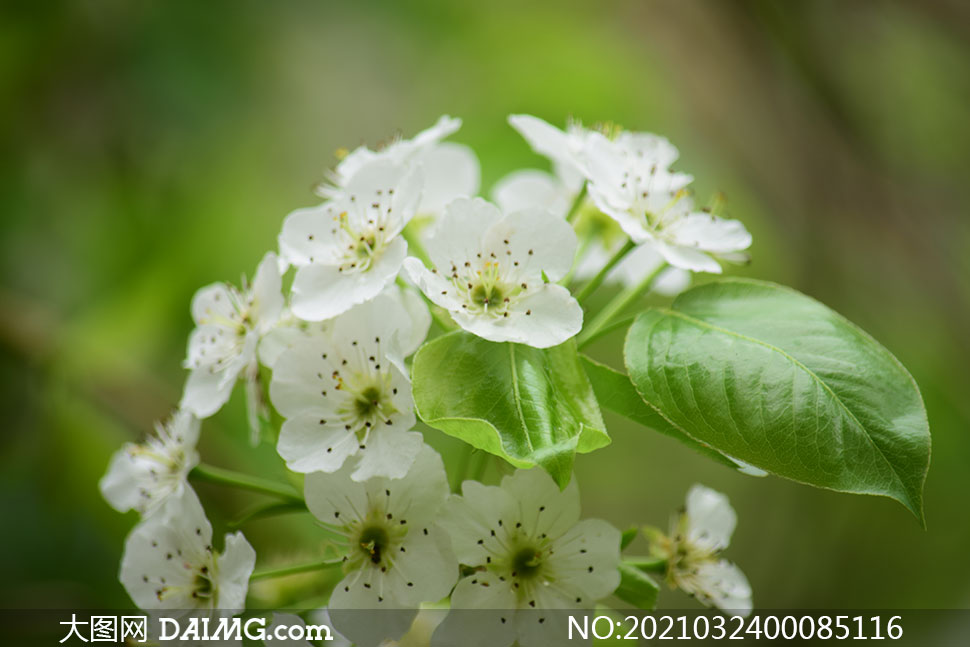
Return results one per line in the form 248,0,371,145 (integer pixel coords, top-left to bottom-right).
411,331,610,487
581,355,741,471
624,278,930,520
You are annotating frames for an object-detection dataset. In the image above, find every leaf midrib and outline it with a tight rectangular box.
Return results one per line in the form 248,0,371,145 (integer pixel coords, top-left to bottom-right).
507,343,535,452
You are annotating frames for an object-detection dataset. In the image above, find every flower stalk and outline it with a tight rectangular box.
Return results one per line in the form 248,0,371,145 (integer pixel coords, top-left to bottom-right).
573,240,636,304
577,261,667,347
190,464,303,504
250,558,343,582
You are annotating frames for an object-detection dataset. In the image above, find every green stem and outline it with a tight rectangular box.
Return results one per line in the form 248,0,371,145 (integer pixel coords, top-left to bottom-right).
577,262,667,347
560,234,595,288
573,240,635,304
228,500,308,529
250,558,343,582
624,556,668,574
565,183,588,225
190,464,303,504
576,314,636,351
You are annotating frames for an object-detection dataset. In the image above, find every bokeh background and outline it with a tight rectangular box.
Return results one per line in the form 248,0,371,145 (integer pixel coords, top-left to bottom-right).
2,0,969,613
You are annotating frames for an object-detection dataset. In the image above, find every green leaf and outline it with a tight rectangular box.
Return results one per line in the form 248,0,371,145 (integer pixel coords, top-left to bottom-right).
411,331,610,487
624,278,930,521
614,563,660,609
581,355,741,471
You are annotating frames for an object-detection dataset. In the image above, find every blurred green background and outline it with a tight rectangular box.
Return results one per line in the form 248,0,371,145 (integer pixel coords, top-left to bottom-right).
2,0,969,612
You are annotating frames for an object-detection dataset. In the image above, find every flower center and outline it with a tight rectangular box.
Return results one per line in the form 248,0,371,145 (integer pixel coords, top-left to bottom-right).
353,385,384,419
335,209,392,274
191,567,214,600
511,546,543,579
454,261,524,317
470,282,505,308
358,525,391,565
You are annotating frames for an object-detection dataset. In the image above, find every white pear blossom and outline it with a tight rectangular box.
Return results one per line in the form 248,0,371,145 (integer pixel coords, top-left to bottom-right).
583,132,751,273
404,197,583,348
100,410,199,517
648,484,752,616
305,445,457,646
323,115,480,227
269,293,422,480
434,469,620,647
493,168,690,296
507,114,598,193
120,487,256,613
180,252,283,428
279,160,422,321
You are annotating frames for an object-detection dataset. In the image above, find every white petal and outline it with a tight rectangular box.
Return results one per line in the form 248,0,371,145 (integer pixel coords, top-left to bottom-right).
346,160,423,230
305,467,368,527
351,429,423,481
334,146,379,186
425,197,503,270
581,133,631,209
290,236,406,321
383,527,457,606
492,169,571,219
615,131,680,168
455,284,581,348
416,142,481,216
99,413,199,517
588,188,650,244
380,444,450,521
214,532,256,611
257,320,326,368
693,560,752,617
402,258,465,312
190,284,237,326
501,469,581,540
652,239,724,274
439,482,517,565
408,114,462,150
508,114,578,174
306,444,449,527
328,290,418,363
278,203,345,268
667,213,752,254
267,335,337,417
119,488,211,610
328,571,418,646
547,518,621,601
99,447,144,514
484,208,577,282
277,413,361,474
433,572,518,647
685,484,736,551
180,365,238,418
389,284,431,356
251,252,284,330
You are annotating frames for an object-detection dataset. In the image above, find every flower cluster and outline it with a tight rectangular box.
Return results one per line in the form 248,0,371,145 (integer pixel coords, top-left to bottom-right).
646,485,753,616
100,115,755,644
